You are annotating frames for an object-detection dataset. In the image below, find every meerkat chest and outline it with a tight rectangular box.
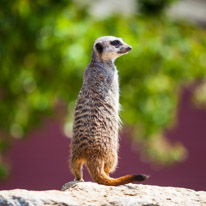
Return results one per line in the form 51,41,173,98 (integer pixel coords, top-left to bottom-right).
108,70,119,112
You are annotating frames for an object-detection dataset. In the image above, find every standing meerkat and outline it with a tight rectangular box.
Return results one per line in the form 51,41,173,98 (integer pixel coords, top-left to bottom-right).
69,36,148,186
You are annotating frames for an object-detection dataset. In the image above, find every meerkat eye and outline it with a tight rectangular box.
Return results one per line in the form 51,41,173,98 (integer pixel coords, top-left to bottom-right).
110,40,122,46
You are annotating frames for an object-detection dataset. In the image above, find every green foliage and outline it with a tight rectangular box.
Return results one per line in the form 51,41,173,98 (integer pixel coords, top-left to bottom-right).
0,0,206,179
102,16,206,164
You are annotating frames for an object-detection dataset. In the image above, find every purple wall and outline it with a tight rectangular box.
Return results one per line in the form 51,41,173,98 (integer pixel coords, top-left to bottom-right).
0,87,205,191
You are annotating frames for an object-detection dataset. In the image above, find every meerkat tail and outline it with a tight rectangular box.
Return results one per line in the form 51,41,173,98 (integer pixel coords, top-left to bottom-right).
94,173,148,186
86,159,149,186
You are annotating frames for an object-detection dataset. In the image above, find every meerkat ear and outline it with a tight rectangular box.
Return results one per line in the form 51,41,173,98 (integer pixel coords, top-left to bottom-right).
95,43,103,54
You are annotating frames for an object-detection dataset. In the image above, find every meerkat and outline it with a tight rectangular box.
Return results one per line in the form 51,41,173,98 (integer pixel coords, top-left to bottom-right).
69,36,148,186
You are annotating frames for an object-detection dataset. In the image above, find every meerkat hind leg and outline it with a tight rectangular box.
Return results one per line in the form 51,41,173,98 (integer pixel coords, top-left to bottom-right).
104,153,118,175
104,167,110,177
71,159,84,181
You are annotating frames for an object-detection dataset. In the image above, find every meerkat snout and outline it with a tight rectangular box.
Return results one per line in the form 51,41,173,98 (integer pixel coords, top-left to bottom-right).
118,45,132,54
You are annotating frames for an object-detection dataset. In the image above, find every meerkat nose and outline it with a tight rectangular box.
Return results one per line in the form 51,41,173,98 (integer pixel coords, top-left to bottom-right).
127,46,132,51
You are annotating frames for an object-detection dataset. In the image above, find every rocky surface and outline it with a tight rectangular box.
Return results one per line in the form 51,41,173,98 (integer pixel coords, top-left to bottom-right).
0,181,205,206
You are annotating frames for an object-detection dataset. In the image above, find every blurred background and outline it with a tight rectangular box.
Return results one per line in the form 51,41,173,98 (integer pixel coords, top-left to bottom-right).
0,0,206,191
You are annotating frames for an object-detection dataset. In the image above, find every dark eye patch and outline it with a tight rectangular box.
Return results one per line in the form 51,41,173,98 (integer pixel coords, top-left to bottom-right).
110,40,122,46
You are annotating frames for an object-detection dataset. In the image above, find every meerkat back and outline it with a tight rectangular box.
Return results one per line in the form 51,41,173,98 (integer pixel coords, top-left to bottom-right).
69,36,148,186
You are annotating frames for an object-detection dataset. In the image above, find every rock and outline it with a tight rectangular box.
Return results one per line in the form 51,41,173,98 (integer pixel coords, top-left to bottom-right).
0,182,205,206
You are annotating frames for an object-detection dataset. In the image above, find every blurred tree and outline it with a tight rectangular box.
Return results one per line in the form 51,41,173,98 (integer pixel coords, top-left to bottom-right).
137,0,177,15
0,0,206,179
193,79,206,109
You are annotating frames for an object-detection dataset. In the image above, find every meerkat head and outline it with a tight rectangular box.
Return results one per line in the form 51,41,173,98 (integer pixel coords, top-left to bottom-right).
93,36,132,62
